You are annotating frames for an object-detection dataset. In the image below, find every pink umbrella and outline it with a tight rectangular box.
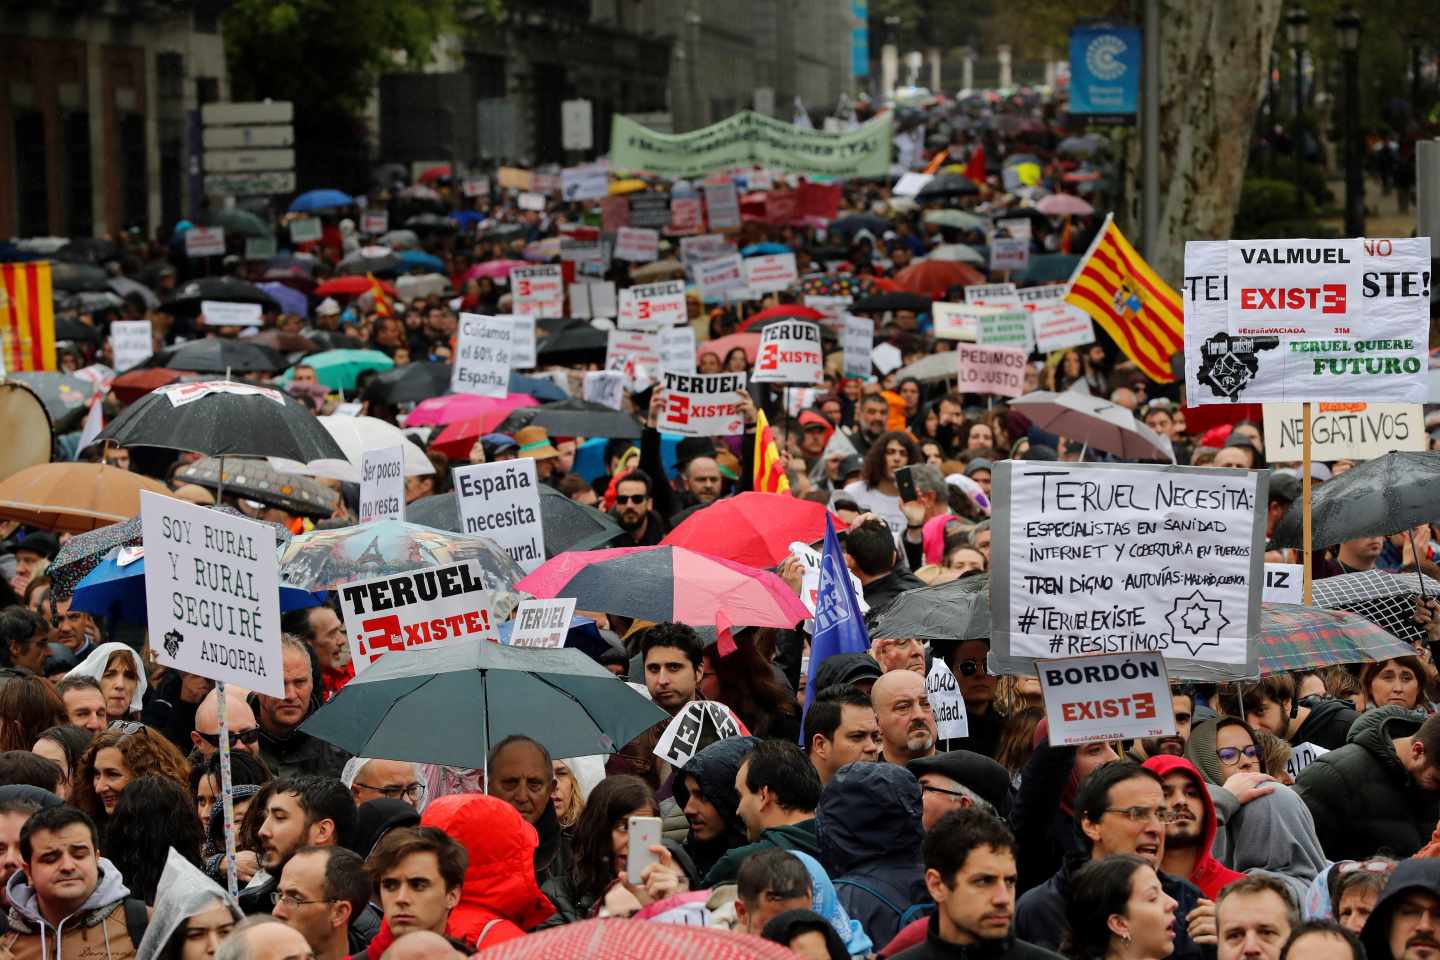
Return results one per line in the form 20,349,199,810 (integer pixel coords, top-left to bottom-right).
1035,193,1095,216
402,392,538,428
464,259,530,281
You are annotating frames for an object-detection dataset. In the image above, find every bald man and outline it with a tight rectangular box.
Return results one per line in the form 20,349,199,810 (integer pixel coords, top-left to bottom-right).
380,931,465,959
192,688,261,759
871,669,937,765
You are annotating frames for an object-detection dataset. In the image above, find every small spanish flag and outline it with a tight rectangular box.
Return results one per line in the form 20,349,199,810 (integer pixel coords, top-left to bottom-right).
753,409,790,494
0,261,57,371
367,273,392,318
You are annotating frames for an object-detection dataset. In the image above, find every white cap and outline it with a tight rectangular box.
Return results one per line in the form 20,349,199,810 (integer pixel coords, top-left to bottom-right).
316,297,341,315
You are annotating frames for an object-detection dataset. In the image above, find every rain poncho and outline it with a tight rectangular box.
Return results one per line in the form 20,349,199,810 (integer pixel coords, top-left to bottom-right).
63,642,147,715
789,850,873,957
560,755,607,803
135,848,241,960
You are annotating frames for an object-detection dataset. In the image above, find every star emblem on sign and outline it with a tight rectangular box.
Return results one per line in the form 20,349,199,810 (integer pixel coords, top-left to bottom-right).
1165,590,1231,657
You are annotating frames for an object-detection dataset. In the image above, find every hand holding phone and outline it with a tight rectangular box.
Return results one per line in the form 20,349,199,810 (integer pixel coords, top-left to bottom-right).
625,815,662,885
895,464,919,503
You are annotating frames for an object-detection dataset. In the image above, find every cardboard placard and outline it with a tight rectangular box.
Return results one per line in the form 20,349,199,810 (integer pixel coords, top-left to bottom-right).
742,253,799,293
1285,742,1330,780
668,197,704,235
110,320,154,373
658,372,746,437
964,282,1021,307
1261,403,1427,460
870,342,903,375
977,309,1035,353
517,192,547,212
1262,563,1304,605
185,227,226,257
561,238,604,264
451,313,512,398
752,320,823,384
805,295,853,327
288,217,322,243
583,370,626,410
561,165,609,202
605,330,661,390
338,560,497,674
932,302,983,342
703,181,741,230
510,265,564,305
497,167,532,191
954,343,1027,397
358,445,406,524
695,253,746,300
201,301,263,328
614,227,661,263
660,326,696,374
140,491,283,697
509,314,537,369
462,176,491,197
618,280,686,330
926,658,970,740
361,211,388,234
841,315,874,379
508,598,577,648
452,459,545,572
679,234,732,267
629,194,672,228
653,701,745,768
1225,239,1365,336
589,281,618,318
989,238,1031,273
1037,653,1176,745
1031,304,1097,353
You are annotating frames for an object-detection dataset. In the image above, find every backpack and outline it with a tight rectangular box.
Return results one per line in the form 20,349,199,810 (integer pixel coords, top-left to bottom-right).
122,898,149,948
832,877,933,928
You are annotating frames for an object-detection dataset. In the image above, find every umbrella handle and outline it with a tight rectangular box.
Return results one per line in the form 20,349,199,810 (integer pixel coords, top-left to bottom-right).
1408,529,1428,601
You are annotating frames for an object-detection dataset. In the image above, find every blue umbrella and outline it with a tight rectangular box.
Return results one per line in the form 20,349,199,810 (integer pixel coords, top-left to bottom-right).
397,249,444,272
497,614,613,662
71,548,323,624
258,281,309,318
741,242,790,257
450,210,486,228
508,372,567,402
289,189,354,213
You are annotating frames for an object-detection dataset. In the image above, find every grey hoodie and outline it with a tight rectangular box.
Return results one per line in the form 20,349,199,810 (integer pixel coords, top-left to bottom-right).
1224,783,1329,904
5,857,133,960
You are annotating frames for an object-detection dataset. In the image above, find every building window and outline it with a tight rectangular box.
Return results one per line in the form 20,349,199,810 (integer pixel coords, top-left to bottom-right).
14,111,49,237
63,110,93,238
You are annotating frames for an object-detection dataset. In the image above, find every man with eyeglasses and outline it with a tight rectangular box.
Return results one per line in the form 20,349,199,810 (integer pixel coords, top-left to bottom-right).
192,687,261,759
343,758,424,808
1359,858,1440,960
271,845,370,960
907,750,1013,830
610,470,667,546
241,775,357,917
1015,761,1208,960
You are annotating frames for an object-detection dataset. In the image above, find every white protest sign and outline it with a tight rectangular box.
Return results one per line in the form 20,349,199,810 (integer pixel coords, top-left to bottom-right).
509,598,577,648
695,253,746,300
289,217,322,244
140,491,283,697
805,295,853,328
1226,239,1365,336
509,314,537,369
452,459,545,572
990,238,1031,273
1037,653,1176,746
567,283,592,319
965,282,1022,307
462,176,490,197
752,320,823,384
841,315,874,379
583,370,626,410
955,343,1027,397
517,191,547,211
1262,563,1304,605
659,372,746,437
1183,237,1431,404
653,701,745,769
185,227,226,257
358,445,405,524
977,309,1035,354
337,560,497,674
660,325,695,373
510,265,564,305
932,302,984,341
871,342,903,375
669,196,704,235
362,211,388,235
605,330,661,391
742,253,799,294
1018,285,1096,352
892,172,933,197
618,280,687,330
589,281,618,318
110,320,154,372
1285,741,1330,781
202,301,263,328
990,460,1265,680
333,402,363,417
561,165,609,202
998,217,1033,240
1261,402,1426,460
450,313,512,398
703,181,741,230
926,658,970,739
614,227,660,262
514,299,562,318
789,542,869,620
679,234,732,267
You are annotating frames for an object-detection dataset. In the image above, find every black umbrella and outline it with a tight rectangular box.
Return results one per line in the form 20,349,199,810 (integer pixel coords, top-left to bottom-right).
404,213,457,233
478,222,525,241
149,338,286,374
536,322,607,365
56,238,121,265
868,572,990,643
50,261,111,293
3,372,96,432
54,316,103,342
95,380,347,461
917,174,980,200
362,362,452,405
408,486,624,556
167,277,280,316
495,398,643,439
174,458,337,518
830,214,890,237
851,292,932,313
1272,452,1440,550
308,331,367,351
336,252,402,277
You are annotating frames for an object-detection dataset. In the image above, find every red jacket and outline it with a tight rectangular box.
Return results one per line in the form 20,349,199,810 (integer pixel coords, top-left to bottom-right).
1143,754,1243,899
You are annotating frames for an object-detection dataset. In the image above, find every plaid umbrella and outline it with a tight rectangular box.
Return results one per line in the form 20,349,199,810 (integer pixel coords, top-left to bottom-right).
1256,603,1415,676
1311,570,1440,647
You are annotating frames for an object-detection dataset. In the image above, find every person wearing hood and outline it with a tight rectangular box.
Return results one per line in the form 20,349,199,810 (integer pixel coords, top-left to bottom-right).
817,761,928,950
350,801,420,862
4,805,148,960
1223,783,1328,907
673,736,758,879
1294,707,1440,862
790,850,874,958
811,654,883,699
135,847,242,960
249,637,350,780
703,741,823,888
1359,857,1440,960
1143,755,1243,900
63,642,147,722
1242,674,1359,752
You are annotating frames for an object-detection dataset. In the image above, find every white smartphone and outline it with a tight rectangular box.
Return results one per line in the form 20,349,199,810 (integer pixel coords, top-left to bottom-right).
626,815,663,885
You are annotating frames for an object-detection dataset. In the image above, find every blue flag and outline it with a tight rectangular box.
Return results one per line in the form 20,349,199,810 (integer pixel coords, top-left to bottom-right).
802,516,871,718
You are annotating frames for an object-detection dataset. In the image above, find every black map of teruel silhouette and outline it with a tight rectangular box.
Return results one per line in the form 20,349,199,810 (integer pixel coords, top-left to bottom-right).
1197,332,1281,401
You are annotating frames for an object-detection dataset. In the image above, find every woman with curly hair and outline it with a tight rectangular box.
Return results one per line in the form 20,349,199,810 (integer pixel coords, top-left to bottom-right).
104,776,206,904
0,675,68,751
838,430,919,537
73,723,190,833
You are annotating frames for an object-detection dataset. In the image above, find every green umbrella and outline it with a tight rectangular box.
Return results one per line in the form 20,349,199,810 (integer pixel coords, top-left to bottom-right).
1017,253,1082,284
201,208,272,239
279,349,394,391
299,642,667,770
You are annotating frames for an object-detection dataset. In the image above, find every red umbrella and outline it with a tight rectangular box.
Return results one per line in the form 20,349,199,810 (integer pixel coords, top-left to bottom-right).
417,164,452,184
661,492,843,567
893,260,985,298
110,368,186,404
737,304,825,333
480,918,795,960
315,276,398,298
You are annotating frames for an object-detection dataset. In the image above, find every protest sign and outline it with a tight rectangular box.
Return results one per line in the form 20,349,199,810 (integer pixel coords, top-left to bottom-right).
892,172,934,197
789,542,869,621
614,226,660,263
514,299,562,318
1285,742,1330,781
509,314,537,369
669,197,703,235
333,402,363,417
1183,238,1431,403
110,320,153,372
450,313,512,398
1225,239,1364,336
601,196,629,232
695,253,746,300
140,491,283,696
361,211,388,234
532,172,561,194
805,295,853,328
927,658,970,740
977,309,1035,353
703,181,741,230
659,372,745,437
517,192,547,211
1037,653,1176,746
628,195,671,228
509,598,577,648
561,165,609,202
1031,304,1096,353
561,238,604,264
990,238,1031,273
358,445,406,524
605,329,661,390
965,282,1022,307
618,280,686,330
288,217,322,243
589,281,617,317
989,460,1266,680
568,283,592,319
998,217,1033,240
1262,563,1304,605
185,227,226,257
742,253,799,293
955,343,1027,397
679,234,731,268
752,320,823,384
1261,402,1426,460
932,302,982,341
870,342,903,375
660,326,695,373
452,459,545,572
653,701,745,769
338,560,497,674
583,370,626,410
841,315,873,379
497,167,532,190
244,235,276,260
201,301,262,328
510,265,564,306
462,176,490,197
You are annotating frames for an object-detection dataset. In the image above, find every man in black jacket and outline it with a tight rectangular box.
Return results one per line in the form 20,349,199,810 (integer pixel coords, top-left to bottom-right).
1241,674,1358,751
251,637,350,779
846,518,924,619
610,470,668,546
485,735,571,889
1359,856,1440,960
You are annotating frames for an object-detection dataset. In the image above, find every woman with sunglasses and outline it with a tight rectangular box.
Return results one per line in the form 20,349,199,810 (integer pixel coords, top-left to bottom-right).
73,721,191,834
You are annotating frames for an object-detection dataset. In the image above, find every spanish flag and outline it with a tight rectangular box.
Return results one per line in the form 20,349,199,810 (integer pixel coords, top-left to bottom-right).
753,409,790,494
367,273,392,318
0,261,57,372
1064,214,1183,383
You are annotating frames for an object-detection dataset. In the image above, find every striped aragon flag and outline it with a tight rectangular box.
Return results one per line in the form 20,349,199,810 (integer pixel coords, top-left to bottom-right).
753,408,790,494
367,273,393,318
0,261,57,372
1063,214,1183,384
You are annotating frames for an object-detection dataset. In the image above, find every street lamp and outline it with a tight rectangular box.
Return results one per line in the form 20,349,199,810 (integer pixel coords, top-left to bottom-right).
1285,6,1310,212
1335,7,1364,237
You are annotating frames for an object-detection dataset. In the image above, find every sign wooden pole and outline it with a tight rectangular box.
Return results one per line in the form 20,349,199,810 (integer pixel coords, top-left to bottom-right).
1302,401,1313,605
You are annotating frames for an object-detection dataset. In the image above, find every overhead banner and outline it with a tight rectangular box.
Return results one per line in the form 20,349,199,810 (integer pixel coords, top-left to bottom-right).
611,111,894,179
1038,652,1176,746
659,371,746,437
451,313,512,398
338,560,497,674
1266,402,1426,460
452,459,545,572
618,280,687,330
1183,238,1431,403
955,343,1027,397
990,460,1266,681
752,320,824,384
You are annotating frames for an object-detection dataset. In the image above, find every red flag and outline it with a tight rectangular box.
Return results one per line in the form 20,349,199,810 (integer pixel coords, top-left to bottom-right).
966,144,986,185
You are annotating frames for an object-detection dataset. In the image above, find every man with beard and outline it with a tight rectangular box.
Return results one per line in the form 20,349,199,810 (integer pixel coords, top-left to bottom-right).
674,737,759,877
1131,687,1197,760
241,776,356,915
873,669,938,765
703,740,823,886
1143,755,1242,899
607,623,704,789
610,470,667,546
251,637,351,779
1359,858,1440,960
1242,673,1359,752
